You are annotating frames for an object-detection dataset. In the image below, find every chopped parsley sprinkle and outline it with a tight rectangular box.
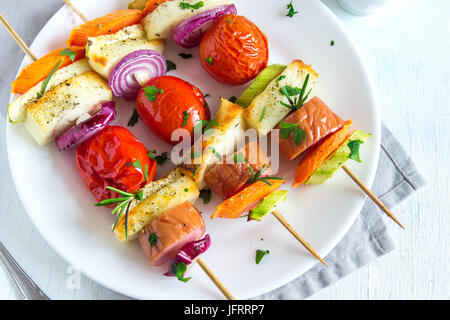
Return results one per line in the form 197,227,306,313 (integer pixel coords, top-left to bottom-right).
348,140,364,162
255,249,270,264
331,40,335,46
286,1,298,18
144,86,164,102
126,159,142,170
148,232,158,247
182,110,190,127
199,189,212,204
205,57,214,65
260,105,267,122
180,1,204,10
179,52,193,59
234,152,247,163
277,75,286,82
166,60,176,72
128,108,139,127
148,150,169,165
144,164,149,182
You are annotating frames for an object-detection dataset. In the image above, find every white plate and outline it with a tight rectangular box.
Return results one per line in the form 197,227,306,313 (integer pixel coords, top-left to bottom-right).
6,0,380,299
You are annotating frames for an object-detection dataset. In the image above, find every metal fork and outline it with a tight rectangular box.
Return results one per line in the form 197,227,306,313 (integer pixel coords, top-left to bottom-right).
0,241,50,300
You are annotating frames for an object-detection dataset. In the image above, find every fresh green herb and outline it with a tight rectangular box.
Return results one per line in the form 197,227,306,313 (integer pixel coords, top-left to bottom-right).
180,1,204,10
37,60,63,99
209,146,222,161
95,186,144,239
279,121,306,146
330,40,335,46
128,108,139,127
205,57,214,65
199,189,211,204
179,53,193,59
192,165,200,178
144,164,149,182
204,94,210,98
126,159,142,170
148,150,169,165
182,110,189,127
229,96,237,103
348,140,364,162
184,188,189,192
286,1,298,18
277,75,286,82
255,249,270,264
144,86,164,102
166,59,176,72
234,152,247,163
59,48,77,62
279,74,311,110
248,164,284,186
148,232,158,247
173,262,191,283
194,118,218,136
260,105,267,122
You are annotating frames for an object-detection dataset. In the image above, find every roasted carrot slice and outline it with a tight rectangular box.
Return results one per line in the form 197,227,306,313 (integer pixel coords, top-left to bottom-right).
212,179,285,219
66,10,144,47
292,120,352,187
143,0,170,14
11,46,85,95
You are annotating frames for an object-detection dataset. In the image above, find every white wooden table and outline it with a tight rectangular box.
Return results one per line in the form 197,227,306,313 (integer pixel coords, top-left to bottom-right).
0,0,449,299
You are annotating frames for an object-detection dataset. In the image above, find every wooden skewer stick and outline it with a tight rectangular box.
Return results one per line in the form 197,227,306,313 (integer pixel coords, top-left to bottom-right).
196,258,235,300
272,210,328,267
0,13,37,62
342,165,405,229
63,0,89,23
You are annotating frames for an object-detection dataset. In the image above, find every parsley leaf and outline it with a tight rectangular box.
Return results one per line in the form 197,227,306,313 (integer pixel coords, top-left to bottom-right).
255,249,270,264
279,74,311,110
126,159,142,170
148,232,158,247
179,53,193,59
59,49,77,62
180,1,204,10
166,60,176,72
205,57,214,65
144,86,163,102
279,121,306,146
149,150,169,165
229,96,237,103
331,40,335,46
234,152,247,163
144,164,149,182
286,1,298,18
128,108,139,127
173,262,191,283
194,119,218,135
182,110,189,127
199,189,211,204
348,140,364,162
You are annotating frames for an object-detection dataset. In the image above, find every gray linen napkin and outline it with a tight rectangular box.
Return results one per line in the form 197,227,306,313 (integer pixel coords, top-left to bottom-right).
0,1,426,300
254,123,426,299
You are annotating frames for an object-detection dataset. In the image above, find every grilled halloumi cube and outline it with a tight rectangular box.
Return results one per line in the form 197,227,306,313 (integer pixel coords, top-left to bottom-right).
24,71,112,146
8,59,91,123
114,168,200,242
244,60,318,135
142,0,232,40
86,24,166,80
180,98,247,190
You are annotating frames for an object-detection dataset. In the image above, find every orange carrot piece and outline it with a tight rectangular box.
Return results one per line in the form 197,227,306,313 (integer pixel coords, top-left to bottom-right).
292,120,353,187
66,10,144,47
143,0,170,14
212,179,285,219
11,47,85,95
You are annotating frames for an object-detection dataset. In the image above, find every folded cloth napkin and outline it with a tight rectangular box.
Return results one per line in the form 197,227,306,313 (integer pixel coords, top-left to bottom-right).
0,1,426,300
254,122,426,299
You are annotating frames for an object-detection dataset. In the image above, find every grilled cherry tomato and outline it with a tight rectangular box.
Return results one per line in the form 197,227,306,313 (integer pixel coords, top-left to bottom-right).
199,14,269,85
76,126,156,204
136,76,210,145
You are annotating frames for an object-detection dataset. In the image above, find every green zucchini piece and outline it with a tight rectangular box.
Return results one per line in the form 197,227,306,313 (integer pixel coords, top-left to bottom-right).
249,190,288,221
235,64,287,108
306,130,371,184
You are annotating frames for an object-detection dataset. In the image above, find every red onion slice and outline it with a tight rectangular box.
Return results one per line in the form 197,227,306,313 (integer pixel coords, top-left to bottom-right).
165,234,211,277
173,5,237,49
109,50,167,100
55,102,116,152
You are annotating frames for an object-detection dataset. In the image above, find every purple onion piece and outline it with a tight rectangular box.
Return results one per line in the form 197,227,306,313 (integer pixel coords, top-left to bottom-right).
109,49,167,100
172,5,237,49
165,234,211,277
55,101,116,152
